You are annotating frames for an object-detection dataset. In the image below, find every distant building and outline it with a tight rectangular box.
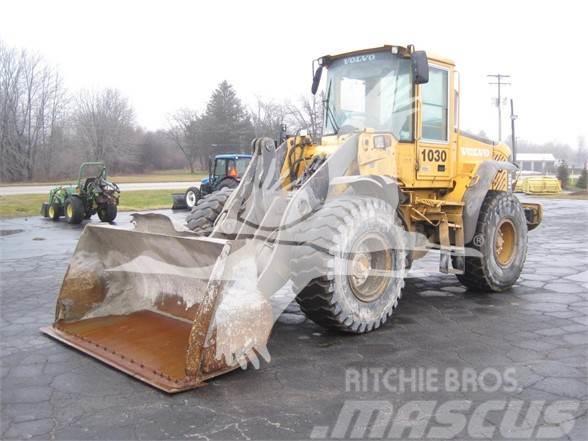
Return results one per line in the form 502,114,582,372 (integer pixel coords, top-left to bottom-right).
515,153,557,174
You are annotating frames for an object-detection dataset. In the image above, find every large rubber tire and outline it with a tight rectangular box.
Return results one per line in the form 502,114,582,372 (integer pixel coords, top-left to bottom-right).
64,197,85,225
457,191,528,292
97,204,117,223
184,186,201,209
291,196,407,334
215,178,238,191
186,188,233,236
48,202,61,221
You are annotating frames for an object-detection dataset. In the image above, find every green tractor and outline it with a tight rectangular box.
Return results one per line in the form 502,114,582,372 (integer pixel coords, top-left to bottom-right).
41,162,120,224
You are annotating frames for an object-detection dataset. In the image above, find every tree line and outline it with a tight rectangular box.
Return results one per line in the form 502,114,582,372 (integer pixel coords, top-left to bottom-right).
0,40,322,182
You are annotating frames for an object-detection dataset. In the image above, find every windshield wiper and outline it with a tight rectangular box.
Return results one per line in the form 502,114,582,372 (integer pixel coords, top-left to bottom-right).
324,80,340,134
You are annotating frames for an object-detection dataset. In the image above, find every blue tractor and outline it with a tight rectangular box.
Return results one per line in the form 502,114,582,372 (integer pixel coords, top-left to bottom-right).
172,153,252,209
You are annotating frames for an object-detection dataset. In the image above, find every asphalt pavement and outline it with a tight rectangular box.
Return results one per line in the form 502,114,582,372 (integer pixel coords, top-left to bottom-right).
0,197,587,440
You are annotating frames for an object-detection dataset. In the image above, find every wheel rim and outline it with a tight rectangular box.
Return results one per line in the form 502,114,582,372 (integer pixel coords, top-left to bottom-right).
347,232,393,302
66,204,73,218
186,191,196,207
495,219,516,266
49,206,55,217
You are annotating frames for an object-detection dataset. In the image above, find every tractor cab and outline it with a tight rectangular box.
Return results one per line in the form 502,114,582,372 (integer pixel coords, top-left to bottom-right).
206,154,252,191
174,153,253,210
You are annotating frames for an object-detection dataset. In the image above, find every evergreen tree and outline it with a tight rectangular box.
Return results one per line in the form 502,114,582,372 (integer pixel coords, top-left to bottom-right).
201,81,255,153
556,162,570,189
576,167,587,190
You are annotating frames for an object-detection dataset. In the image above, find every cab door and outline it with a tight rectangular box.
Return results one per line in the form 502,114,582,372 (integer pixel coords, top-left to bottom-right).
417,64,452,182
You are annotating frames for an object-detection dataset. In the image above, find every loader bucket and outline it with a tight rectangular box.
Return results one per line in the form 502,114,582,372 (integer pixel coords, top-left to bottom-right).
41,222,273,393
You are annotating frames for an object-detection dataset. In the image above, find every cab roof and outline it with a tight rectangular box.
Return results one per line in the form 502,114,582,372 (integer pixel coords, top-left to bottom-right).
319,45,455,67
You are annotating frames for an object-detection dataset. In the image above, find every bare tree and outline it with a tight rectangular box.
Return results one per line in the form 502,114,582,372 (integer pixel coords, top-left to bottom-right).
74,88,135,167
167,109,204,173
251,97,288,140
0,41,67,181
285,93,324,140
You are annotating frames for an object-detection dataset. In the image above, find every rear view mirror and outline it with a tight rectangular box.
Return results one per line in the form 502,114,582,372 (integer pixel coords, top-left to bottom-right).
311,65,323,95
411,51,429,85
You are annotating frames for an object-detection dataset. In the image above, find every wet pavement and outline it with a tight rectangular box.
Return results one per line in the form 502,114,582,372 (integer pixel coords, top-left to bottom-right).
0,198,587,440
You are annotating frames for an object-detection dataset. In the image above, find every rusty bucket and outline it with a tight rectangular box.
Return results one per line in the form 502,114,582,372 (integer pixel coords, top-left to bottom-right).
41,220,273,393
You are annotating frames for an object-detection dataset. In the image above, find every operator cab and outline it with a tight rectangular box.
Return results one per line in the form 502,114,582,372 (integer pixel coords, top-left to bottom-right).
312,45,454,145
208,154,252,190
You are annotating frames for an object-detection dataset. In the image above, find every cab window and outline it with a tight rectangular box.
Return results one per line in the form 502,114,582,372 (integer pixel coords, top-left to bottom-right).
214,159,226,177
236,158,249,176
422,67,448,142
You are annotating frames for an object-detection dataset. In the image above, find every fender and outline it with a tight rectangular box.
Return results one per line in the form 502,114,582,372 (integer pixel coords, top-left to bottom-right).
329,174,405,210
463,160,517,243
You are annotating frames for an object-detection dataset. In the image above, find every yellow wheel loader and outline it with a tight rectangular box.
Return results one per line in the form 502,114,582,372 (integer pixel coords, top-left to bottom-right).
42,44,543,392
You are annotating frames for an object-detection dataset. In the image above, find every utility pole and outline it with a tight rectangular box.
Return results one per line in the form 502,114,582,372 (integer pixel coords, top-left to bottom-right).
510,99,517,163
487,74,511,141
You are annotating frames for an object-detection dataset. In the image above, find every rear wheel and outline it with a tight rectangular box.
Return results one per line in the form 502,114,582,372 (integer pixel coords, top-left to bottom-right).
97,203,117,223
215,178,238,191
184,186,201,209
457,191,527,292
291,197,407,333
64,197,85,224
186,188,233,236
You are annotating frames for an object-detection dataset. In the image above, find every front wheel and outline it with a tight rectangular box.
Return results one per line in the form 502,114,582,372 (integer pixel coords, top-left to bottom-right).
291,197,407,334
97,203,117,223
48,202,61,221
457,191,528,292
184,186,200,209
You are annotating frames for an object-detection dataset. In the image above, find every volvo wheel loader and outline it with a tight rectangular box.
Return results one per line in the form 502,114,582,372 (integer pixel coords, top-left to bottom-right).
42,44,542,393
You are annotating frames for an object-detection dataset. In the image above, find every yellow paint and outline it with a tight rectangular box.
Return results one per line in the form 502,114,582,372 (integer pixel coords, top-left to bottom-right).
516,176,562,194
278,45,522,253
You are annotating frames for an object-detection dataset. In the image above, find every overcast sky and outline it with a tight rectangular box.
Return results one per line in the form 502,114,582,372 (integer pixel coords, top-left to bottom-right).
1,0,585,146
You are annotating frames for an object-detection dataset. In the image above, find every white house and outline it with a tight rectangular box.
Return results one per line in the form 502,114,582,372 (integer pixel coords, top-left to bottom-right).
515,153,557,174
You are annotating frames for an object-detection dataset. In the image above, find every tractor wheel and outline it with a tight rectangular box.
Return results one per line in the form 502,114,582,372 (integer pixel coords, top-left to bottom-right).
48,202,61,221
97,204,117,223
215,178,238,192
457,191,528,292
291,196,407,334
186,187,233,236
64,197,85,225
184,186,201,209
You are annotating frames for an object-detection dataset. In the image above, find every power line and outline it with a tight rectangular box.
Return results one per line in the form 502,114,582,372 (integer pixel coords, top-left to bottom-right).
487,74,511,141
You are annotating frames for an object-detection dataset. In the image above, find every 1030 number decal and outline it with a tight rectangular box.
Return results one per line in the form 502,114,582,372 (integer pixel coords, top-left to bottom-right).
421,148,447,162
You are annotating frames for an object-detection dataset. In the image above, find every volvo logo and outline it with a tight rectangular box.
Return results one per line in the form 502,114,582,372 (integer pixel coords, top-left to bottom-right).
344,54,376,65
